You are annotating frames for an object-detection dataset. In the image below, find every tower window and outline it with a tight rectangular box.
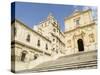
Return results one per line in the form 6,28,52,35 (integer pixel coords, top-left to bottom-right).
46,44,48,50
52,22,56,26
74,18,80,25
76,19,80,25
53,28,56,32
37,40,40,47
26,34,30,42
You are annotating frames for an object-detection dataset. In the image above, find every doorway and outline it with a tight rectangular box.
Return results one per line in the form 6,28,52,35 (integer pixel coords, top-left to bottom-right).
77,39,84,52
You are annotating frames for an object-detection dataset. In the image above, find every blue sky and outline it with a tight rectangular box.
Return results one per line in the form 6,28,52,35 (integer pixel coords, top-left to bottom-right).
11,2,97,31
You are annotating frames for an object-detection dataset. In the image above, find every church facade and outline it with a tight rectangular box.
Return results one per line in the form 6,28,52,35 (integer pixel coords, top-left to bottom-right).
11,9,97,72
64,9,97,55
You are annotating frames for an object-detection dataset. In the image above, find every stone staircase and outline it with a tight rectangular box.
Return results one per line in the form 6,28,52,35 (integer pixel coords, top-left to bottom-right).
17,50,97,73
31,60,97,72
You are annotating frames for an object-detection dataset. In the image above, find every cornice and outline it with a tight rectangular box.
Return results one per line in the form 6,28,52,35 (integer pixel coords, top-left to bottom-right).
64,9,92,21
11,19,51,43
64,22,96,34
11,40,51,56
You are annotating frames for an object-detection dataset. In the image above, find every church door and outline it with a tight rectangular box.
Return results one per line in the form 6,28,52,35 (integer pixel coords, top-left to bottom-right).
77,39,84,52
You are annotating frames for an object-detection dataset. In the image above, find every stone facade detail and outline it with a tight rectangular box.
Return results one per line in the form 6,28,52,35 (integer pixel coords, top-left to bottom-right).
11,9,97,72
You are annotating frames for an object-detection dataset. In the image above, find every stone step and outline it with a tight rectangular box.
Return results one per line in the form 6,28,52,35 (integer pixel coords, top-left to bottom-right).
16,50,97,73
31,60,97,72
34,50,97,69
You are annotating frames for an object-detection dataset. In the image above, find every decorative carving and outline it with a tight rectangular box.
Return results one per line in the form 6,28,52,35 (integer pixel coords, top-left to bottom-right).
89,33,95,43
67,40,72,48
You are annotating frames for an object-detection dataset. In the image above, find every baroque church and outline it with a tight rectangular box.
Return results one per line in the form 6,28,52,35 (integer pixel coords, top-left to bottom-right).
11,9,97,72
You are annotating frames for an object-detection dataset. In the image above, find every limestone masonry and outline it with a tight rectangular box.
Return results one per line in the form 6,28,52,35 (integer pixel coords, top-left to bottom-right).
11,9,97,72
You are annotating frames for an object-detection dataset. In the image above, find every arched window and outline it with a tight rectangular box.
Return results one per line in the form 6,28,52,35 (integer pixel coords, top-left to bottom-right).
46,44,48,50
21,51,27,62
53,22,56,25
37,40,40,47
26,34,30,42
33,54,39,60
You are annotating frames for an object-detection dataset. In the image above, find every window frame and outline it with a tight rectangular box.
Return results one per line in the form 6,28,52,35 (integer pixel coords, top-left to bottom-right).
74,17,80,26
37,40,40,47
46,44,48,50
26,34,30,42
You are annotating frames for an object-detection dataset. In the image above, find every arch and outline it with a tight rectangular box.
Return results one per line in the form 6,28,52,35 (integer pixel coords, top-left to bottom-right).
77,39,84,52
46,44,48,50
37,40,40,46
21,51,28,62
33,54,39,60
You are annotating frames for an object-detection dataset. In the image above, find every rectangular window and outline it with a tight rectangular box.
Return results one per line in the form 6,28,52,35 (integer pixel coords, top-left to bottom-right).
74,17,80,25
26,34,30,42
46,44,48,50
76,19,80,25
37,40,40,47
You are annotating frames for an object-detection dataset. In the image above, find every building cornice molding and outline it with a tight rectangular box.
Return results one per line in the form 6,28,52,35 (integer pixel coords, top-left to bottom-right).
12,19,51,43
11,40,51,56
64,9,92,21
64,22,96,34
